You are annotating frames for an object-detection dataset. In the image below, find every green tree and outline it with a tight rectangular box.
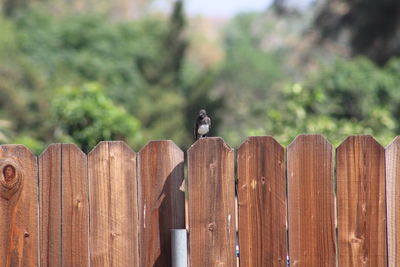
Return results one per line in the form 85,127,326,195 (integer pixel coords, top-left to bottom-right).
252,57,399,146
52,83,141,152
135,0,222,146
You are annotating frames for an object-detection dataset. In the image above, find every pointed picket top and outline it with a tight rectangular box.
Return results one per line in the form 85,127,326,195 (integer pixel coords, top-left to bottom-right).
62,143,86,157
88,141,136,156
337,135,384,152
386,136,400,150
188,137,233,154
40,143,62,158
139,140,183,155
0,144,36,158
238,135,283,152
287,134,332,150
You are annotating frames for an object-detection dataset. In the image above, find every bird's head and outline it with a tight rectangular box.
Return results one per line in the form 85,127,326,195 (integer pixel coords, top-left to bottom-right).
198,109,207,118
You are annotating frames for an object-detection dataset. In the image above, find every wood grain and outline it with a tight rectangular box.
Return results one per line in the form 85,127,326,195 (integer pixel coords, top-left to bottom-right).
39,144,62,267
88,141,139,267
61,144,89,267
187,137,236,267
287,135,335,267
237,136,286,267
337,136,387,266
0,145,38,267
138,140,185,267
386,137,400,267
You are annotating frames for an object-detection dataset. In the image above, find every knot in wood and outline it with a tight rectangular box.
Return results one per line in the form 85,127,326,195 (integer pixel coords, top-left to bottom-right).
0,159,22,200
1,164,17,189
208,222,215,231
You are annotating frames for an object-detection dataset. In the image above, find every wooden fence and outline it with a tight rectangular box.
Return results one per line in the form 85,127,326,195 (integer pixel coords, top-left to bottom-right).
0,135,399,267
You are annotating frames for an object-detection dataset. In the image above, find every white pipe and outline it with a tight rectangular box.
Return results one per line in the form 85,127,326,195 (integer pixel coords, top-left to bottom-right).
171,229,187,267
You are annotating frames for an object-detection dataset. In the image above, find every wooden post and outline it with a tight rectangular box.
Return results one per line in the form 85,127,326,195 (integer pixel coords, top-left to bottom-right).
138,140,185,267
88,141,139,267
187,137,236,267
287,135,336,266
39,144,89,267
0,145,38,266
337,136,387,266
237,136,287,266
386,137,400,266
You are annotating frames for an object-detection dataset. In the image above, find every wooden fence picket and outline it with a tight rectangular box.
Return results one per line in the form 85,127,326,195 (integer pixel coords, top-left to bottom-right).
138,140,185,267
187,137,236,267
39,144,62,267
0,135,397,266
337,136,387,266
39,144,89,267
61,144,89,266
287,135,336,266
237,136,287,267
0,145,38,266
386,137,400,267
88,141,139,267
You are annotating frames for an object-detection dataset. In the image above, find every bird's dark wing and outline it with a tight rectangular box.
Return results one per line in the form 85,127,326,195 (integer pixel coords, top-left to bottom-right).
194,121,198,140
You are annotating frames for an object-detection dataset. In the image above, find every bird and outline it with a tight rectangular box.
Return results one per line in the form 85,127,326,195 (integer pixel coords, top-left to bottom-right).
194,109,211,140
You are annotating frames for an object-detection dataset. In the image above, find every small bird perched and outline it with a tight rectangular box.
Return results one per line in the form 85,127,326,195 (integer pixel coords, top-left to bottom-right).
194,109,211,140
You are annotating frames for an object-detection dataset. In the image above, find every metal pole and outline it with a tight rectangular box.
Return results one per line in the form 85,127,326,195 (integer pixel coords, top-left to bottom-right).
171,229,187,267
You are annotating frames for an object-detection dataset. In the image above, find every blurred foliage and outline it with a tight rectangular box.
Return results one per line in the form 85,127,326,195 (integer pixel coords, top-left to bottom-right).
314,0,400,65
0,1,222,152
0,0,399,152
52,83,141,152
252,57,400,146
13,135,45,155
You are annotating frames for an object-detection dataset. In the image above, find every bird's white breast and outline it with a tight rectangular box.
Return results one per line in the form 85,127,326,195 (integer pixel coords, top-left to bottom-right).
198,124,209,135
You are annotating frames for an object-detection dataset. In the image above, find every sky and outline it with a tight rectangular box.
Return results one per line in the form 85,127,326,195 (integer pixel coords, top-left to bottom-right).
185,0,273,17
154,0,313,18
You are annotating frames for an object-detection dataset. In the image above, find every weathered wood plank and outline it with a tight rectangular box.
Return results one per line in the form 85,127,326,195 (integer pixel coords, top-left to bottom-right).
386,137,400,267
287,134,335,267
0,145,38,266
61,144,89,267
237,136,286,267
39,144,89,267
88,141,139,267
39,144,62,267
138,140,185,267
337,135,387,266
187,137,236,267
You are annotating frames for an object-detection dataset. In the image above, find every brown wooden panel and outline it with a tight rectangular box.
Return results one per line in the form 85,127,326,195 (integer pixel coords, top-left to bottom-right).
61,144,89,267
287,134,335,266
237,136,286,267
386,137,400,267
40,144,89,267
39,144,62,267
187,137,236,267
89,141,139,267
0,145,38,266
138,140,185,267
337,136,387,266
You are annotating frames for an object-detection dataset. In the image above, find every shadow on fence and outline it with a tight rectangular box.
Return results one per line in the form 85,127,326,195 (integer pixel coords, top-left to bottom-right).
0,134,398,266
